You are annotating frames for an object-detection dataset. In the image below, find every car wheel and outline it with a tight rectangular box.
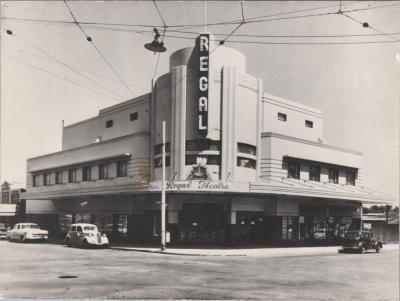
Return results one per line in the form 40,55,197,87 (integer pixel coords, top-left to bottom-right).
20,235,26,243
360,247,366,254
376,246,381,253
65,237,71,247
82,239,89,249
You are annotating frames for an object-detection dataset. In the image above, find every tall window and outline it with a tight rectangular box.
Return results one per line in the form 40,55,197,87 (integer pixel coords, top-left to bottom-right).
55,171,63,184
130,112,138,121
154,157,170,167
43,173,50,186
309,165,320,182
68,168,77,183
82,166,92,181
328,168,339,184
287,162,300,179
117,161,127,177
33,175,39,187
346,171,356,186
99,164,109,179
278,112,287,122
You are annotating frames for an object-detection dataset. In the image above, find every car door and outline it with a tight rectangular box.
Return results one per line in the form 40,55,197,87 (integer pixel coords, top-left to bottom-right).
69,225,77,244
76,226,83,244
12,225,20,239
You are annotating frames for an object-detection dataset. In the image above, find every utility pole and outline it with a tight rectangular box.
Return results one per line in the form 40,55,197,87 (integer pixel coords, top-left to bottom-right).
161,120,166,251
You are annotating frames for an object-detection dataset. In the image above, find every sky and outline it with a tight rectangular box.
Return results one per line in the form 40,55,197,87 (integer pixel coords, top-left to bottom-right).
0,1,399,202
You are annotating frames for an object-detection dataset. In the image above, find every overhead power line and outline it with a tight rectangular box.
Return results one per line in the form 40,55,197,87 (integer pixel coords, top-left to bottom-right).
341,13,400,43
1,27,125,100
63,0,136,96
4,44,148,91
1,1,398,30
2,53,123,100
79,23,400,39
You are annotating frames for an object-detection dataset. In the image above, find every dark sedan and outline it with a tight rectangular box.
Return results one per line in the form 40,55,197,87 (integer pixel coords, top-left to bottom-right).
339,230,382,253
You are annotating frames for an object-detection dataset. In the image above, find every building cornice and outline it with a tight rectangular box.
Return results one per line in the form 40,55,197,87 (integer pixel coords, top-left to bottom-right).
28,132,149,162
261,132,362,156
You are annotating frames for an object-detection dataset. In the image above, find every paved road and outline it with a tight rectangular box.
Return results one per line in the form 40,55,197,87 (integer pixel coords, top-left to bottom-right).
0,240,398,300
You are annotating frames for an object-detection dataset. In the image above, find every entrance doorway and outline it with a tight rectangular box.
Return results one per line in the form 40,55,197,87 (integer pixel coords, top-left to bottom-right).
236,211,266,244
179,203,227,244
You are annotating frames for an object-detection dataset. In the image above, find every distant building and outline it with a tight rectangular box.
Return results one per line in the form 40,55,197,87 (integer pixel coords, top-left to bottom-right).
0,181,25,226
22,34,394,245
362,213,399,243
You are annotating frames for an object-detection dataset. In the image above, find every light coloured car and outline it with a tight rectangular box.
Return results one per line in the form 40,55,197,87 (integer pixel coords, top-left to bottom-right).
65,223,109,248
6,223,48,242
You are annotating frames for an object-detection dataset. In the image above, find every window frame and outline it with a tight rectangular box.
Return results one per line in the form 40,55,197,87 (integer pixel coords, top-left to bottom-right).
55,171,63,185
82,166,92,181
33,175,39,187
129,112,138,121
68,168,77,183
278,112,287,122
287,162,300,179
305,120,314,128
117,160,128,177
105,120,113,128
328,168,339,184
43,172,50,186
346,171,356,186
309,165,321,182
99,163,109,179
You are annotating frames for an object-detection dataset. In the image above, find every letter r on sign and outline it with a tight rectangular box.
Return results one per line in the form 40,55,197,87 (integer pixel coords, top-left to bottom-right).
200,35,209,51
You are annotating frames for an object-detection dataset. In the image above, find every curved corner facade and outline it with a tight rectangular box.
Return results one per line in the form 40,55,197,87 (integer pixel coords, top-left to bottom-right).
22,34,393,246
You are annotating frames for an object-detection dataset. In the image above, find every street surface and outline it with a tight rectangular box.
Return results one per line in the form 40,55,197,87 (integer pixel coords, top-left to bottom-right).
0,240,398,300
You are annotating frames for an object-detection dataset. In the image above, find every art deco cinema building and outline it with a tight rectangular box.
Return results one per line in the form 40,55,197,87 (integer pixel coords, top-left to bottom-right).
23,34,392,245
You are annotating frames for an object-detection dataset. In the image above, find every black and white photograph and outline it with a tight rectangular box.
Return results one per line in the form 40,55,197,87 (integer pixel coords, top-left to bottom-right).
0,1,399,300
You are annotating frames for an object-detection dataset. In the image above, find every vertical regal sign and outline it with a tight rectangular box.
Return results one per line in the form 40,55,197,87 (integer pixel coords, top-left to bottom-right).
198,33,209,135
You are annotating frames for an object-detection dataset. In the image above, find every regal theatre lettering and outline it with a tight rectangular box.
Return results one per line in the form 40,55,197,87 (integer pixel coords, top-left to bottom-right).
198,33,209,134
166,180,229,191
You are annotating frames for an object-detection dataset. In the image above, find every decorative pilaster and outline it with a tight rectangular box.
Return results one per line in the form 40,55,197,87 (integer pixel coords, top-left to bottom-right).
221,66,237,181
256,78,263,181
170,66,187,180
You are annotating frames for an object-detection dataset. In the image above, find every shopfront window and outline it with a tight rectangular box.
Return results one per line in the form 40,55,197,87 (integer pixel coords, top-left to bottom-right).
282,217,297,240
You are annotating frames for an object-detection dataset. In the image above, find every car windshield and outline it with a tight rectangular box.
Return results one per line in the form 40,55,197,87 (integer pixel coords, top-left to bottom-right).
21,224,39,229
345,232,360,238
84,226,96,231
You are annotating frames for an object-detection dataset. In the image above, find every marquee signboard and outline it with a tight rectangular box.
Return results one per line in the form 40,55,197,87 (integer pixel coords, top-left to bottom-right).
198,33,209,134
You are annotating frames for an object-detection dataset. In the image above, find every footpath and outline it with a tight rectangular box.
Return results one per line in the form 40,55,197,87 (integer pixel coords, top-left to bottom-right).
110,243,399,257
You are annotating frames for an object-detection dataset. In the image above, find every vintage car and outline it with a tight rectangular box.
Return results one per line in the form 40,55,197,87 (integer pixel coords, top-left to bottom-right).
6,223,48,242
65,223,109,248
0,223,8,240
339,230,383,253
